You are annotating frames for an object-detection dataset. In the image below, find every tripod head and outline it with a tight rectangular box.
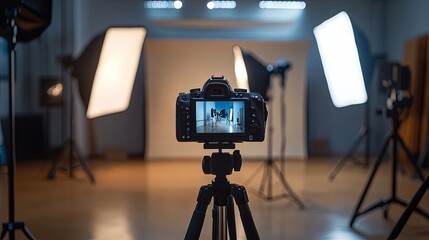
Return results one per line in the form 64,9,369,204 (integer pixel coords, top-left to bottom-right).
202,142,242,176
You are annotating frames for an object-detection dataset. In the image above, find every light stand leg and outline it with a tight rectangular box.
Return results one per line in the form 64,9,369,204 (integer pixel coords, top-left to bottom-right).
71,140,95,183
350,134,391,227
246,102,303,207
46,139,95,184
329,91,371,181
271,162,305,209
329,126,368,181
397,136,424,181
416,136,429,168
350,131,429,228
387,173,429,239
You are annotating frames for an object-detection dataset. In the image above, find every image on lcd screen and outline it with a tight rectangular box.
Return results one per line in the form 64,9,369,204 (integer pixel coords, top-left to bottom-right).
196,101,245,133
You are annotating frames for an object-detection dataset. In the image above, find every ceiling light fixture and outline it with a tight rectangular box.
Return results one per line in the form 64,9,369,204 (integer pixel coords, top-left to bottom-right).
207,1,236,9
259,1,306,10
144,0,183,9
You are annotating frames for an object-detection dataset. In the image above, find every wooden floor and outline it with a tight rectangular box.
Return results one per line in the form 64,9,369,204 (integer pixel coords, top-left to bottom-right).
0,157,428,240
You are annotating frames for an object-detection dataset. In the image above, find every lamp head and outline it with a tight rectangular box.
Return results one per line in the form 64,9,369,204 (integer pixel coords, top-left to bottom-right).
0,0,52,42
233,45,271,101
61,27,147,119
313,11,369,108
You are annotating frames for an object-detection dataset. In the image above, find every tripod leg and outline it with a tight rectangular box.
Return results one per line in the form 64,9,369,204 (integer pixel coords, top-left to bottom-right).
397,136,424,181
185,185,213,240
231,185,260,240
271,163,305,209
350,135,391,228
388,173,429,240
227,195,237,240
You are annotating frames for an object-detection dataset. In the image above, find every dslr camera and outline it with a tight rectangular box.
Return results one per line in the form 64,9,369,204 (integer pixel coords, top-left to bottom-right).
176,76,267,143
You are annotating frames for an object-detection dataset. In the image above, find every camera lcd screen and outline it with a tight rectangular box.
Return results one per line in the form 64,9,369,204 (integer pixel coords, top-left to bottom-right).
195,101,245,134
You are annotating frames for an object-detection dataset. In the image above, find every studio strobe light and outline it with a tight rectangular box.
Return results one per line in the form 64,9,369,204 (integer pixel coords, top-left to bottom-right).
314,11,374,180
47,27,147,183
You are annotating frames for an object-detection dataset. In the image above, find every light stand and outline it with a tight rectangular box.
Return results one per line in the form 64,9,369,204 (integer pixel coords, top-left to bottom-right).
1,1,51,238
1,13,35,240
349,63,427,228
46,77,95,184
234,49,304,206
259,63,303,207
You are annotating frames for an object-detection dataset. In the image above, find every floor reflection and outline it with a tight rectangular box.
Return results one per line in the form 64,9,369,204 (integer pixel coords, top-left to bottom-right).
92,207,134,240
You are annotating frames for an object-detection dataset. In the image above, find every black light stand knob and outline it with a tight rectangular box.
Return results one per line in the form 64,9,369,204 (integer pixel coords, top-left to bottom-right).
232,150,242,172
202,155,211,174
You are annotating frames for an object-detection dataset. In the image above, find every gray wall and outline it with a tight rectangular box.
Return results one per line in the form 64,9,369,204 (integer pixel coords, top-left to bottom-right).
4,0,429,158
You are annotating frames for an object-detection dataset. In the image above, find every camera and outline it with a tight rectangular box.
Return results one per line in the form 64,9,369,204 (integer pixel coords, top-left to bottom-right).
176,75,267,143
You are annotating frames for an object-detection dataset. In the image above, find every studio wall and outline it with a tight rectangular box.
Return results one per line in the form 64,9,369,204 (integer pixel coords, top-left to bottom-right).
145,40,309,159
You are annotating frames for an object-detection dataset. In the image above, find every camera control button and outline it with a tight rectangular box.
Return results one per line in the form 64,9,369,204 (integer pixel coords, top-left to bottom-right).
250,124,260,135
190,88,201,93
234,88,247,93
249,135,254,140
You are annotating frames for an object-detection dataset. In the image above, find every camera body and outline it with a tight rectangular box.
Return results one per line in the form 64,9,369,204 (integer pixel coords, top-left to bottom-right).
176,76,267,143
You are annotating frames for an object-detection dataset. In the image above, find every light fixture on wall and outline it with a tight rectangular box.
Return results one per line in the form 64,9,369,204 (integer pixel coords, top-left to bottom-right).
0,0,52,239
233,45,304,207
314,11,374,180
47,27,147,183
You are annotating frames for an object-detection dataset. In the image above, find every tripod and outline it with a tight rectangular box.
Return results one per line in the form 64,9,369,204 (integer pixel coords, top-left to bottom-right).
185,144,260,240
387,135,429,239
1,8,35,240
349,96,427,227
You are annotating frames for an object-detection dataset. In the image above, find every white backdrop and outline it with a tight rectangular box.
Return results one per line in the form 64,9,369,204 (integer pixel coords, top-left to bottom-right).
146,40,309,160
